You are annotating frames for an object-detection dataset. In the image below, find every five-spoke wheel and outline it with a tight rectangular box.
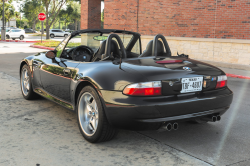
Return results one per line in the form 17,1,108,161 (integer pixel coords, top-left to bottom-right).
77,86,117,142
78,92,99,136
20,64,39,100
21,68,30,96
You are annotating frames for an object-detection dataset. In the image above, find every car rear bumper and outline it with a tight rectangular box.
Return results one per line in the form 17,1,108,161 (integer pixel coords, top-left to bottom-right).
100,87,233,128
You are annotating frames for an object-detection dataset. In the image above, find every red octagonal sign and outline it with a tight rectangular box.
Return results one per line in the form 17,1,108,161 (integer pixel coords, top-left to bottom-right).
38,13,46,21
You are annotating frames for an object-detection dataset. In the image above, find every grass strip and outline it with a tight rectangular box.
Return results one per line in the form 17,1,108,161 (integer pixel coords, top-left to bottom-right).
34,41,81,48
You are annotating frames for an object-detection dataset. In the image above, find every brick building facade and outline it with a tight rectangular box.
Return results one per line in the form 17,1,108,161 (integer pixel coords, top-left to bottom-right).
82,0,250,40
81,0,250,67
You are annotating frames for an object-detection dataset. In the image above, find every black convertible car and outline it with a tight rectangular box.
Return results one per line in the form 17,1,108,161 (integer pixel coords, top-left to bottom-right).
20,29,233,142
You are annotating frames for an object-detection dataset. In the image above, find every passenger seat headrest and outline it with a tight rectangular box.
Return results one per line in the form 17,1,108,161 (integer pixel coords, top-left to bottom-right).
139,40,164,57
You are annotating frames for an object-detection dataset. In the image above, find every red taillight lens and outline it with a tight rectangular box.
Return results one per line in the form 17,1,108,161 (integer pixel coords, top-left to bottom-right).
123,81,162,96
216,75,227,89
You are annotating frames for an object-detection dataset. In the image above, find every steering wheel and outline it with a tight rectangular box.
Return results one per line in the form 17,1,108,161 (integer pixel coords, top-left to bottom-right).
71,45,94,62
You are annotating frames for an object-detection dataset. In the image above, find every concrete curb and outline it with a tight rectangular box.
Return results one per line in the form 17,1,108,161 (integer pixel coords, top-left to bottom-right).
30,45,54,50
226,73,250,80
0,40,48,43
29,45,250,80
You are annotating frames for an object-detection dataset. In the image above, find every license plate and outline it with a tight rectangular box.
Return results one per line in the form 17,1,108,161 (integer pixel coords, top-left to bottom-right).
181,77,203,93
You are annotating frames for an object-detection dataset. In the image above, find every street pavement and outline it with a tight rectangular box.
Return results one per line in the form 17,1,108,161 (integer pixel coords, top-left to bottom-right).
0,42,250,166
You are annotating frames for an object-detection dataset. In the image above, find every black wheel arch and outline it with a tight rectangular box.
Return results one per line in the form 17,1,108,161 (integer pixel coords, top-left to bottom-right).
74,79,113,125
20,60,31,76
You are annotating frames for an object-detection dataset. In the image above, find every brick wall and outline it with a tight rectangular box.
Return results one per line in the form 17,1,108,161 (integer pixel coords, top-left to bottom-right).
81,0,101,29
104,0,250,39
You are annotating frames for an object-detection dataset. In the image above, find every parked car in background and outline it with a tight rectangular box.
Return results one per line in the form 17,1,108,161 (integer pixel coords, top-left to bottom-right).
6,29,26,40
49,29,70,38
65,29,74,33
24,28,37,33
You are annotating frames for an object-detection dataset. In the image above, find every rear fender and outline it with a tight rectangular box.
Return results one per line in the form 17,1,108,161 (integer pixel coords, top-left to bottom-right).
73,78,114,125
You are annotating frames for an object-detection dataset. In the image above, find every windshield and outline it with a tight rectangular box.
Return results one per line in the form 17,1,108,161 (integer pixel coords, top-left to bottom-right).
65,32,139,53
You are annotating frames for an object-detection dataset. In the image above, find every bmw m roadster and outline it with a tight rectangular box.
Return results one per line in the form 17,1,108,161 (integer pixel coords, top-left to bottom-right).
20,29,233,142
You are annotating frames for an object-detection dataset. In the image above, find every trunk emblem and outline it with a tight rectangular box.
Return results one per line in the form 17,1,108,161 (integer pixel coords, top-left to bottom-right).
183,67,192,71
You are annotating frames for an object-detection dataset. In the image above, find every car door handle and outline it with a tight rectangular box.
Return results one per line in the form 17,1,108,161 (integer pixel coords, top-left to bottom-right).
63,68,71,75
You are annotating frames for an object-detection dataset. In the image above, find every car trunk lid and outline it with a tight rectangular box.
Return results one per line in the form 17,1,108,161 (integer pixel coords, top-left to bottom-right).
123,56,225,95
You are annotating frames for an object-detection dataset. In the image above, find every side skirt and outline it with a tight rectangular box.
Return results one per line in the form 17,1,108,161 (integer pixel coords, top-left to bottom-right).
34,88,75,111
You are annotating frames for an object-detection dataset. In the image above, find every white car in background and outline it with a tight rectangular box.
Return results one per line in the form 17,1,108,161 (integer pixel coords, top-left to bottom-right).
49,29,70,38
6,29,26,40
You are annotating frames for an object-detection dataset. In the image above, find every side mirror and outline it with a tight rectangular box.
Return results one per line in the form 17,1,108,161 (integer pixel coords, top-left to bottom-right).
45,51,56,59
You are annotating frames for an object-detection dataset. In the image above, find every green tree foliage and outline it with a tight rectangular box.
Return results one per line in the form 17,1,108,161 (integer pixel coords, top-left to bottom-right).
101,9,104,29
67,1,80,30
57,1,80,31
58,8,70,30
21,0,44,30
16,19,24,28
0,0,15,27
41,0,69,39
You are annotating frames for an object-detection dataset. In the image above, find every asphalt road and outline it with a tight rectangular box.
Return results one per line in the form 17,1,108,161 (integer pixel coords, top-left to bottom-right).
0,42,249,166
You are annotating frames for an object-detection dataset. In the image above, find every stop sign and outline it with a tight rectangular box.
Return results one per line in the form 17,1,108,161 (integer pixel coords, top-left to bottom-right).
38,13,46,21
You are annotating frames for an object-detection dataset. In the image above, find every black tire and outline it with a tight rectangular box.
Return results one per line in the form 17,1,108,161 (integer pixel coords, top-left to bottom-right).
20,64,40,100
50,34,54,38
64,34,68,37
12,38,15,40
6,35,10,39
76,86,117,143
20,35,24,40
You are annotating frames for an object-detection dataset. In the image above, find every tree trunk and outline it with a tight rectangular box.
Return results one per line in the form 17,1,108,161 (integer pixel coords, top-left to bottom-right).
75,20,77,31
32,18,36,32
59,21,60,29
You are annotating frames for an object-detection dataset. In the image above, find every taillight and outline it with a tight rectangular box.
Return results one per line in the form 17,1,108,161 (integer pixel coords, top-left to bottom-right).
123,81,162,96
216,75,227,89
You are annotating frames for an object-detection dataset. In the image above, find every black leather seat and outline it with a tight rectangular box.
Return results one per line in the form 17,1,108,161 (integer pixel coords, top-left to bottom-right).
92,40,121,61
139,40,164,57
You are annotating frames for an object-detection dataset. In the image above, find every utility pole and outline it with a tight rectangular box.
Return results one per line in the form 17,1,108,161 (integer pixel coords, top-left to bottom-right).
1,0,6,40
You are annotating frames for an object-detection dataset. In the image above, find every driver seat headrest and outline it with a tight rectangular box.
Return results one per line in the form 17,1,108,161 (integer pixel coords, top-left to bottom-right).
139,40,164,57
92,40,120,61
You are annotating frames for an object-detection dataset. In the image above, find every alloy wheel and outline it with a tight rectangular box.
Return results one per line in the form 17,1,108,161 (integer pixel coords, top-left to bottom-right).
21,68,30,96
78,92,99,136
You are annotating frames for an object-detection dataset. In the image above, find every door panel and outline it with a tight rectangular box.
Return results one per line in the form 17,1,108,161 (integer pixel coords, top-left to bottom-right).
32,53,46,88
40,57,79,102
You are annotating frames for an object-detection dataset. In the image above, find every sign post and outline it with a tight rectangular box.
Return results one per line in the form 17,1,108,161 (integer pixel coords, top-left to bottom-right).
38,13,46,43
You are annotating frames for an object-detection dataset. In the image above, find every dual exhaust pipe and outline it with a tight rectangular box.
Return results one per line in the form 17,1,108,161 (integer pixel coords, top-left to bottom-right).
201,115,221,122
163,122,178,131
161,115,221,131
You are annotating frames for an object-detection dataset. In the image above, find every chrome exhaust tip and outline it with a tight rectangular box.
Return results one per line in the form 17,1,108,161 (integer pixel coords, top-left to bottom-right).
201,116,217,122
164,123,172,131
212,116,217,122
173,122,178,130
216,115,221,121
